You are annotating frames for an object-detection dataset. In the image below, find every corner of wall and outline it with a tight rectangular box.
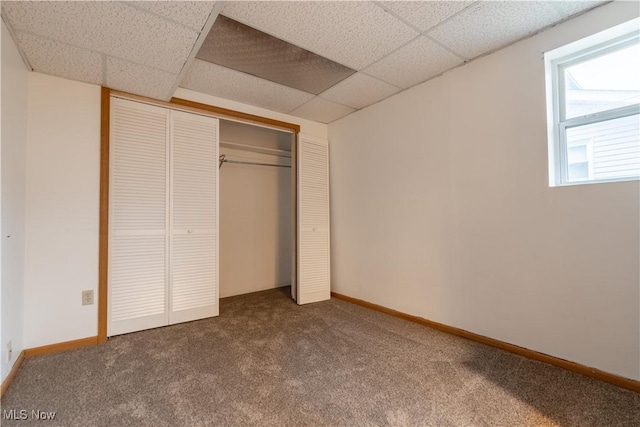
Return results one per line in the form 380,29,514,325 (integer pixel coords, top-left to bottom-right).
1,19,29,382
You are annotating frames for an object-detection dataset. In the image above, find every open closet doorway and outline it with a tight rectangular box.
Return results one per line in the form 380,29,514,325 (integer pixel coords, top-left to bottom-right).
218,120,298,301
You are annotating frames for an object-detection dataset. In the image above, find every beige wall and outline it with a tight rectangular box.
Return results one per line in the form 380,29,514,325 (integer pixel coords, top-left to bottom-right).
328,1,640,380
1,20,28,381
23,73,101,348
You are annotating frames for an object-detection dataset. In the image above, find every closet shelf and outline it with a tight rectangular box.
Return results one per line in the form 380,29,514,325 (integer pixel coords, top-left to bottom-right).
220,140,292,158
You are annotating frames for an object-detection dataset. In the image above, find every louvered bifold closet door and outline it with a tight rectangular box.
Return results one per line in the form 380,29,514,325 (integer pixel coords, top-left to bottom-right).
109,98,169,336
169,111,219,324
297,135,331,304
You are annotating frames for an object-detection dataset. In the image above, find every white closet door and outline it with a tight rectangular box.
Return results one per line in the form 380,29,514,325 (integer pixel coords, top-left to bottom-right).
169,111,219,324
109,98,169,336
297,134,331,304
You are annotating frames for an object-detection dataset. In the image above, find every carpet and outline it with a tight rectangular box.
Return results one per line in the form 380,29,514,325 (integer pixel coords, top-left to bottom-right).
2,287,639,426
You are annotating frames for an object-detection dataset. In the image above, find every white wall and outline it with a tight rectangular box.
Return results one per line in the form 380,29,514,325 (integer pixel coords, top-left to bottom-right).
329,1,640,380
219,147,292,298
1,20,28,381
174,87,328,140
24,73,100,347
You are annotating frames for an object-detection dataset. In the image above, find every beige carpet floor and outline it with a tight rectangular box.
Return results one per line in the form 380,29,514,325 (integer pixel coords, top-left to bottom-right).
2,287,639,426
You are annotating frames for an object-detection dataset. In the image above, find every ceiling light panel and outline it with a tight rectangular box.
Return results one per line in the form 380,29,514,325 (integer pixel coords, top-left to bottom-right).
221,1,418,70
1,1,198,74
364,36,463,89
427,1,567,60
320,73,400,110
378,1,475,32
289,98,355,124
198,16,355,95
15,31,103,85
181,59,315,113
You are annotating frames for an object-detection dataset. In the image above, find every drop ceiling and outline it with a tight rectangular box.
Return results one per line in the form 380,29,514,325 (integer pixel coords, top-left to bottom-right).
1,1,607,124
197,15,356,95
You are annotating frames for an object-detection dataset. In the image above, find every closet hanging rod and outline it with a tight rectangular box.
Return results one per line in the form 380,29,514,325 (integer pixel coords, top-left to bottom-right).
219,154,291,169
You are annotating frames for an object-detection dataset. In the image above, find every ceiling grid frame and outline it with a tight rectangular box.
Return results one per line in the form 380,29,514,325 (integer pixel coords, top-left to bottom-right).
289,92,356,114
318,72,402,110
376,0,476,33
166,2,225,101
11,28,185,77
1,0,612,124
219,1,420,71
372,0,473,60
122,1,217,32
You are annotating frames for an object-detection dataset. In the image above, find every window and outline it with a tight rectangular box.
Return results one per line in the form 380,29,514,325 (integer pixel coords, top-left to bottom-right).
545,18,640,186
567,138,592,181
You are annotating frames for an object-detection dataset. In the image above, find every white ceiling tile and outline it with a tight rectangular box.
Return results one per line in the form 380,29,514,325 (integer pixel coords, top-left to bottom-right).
180,59,315,113
125,1,217,31
379,0,475,32
106,57,177,101
427,1,564,59
319,73,400,109
289,98,355,124
15,31,103,85
1,1,198,73
364,36,463,89
550,1,607,20
221,1,418,70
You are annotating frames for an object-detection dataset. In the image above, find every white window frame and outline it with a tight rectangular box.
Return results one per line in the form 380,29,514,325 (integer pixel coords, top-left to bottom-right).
545,18,640,187
566,137,594,182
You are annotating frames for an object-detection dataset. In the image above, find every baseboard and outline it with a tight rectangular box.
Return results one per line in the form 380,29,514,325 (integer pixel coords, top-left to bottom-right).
331,291,640,393
1,350,26,398
24,336,98,358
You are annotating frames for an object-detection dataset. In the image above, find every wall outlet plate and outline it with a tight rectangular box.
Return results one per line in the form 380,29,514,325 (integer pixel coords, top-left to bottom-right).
82,290,94,305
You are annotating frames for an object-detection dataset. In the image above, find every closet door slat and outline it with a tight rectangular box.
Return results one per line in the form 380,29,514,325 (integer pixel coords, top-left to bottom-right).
169,110,219,324
297,135,331,304
108,98,169,336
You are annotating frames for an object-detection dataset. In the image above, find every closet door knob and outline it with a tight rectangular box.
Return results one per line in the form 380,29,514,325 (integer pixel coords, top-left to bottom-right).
187,229,194,234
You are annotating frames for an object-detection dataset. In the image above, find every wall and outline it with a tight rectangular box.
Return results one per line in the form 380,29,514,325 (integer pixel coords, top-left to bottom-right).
1,20,28,381
329,1,640,380
219,145,292,298
24,73,101,347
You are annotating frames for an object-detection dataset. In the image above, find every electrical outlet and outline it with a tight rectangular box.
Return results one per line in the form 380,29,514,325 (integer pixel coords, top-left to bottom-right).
82,290,94,306
7,341,12,362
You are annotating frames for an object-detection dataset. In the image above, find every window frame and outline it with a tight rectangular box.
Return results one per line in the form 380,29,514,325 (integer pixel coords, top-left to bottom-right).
546,21,640,187
566,137,593,182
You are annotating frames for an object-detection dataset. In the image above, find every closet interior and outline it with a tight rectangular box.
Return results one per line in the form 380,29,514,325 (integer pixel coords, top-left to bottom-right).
218,119,296,299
